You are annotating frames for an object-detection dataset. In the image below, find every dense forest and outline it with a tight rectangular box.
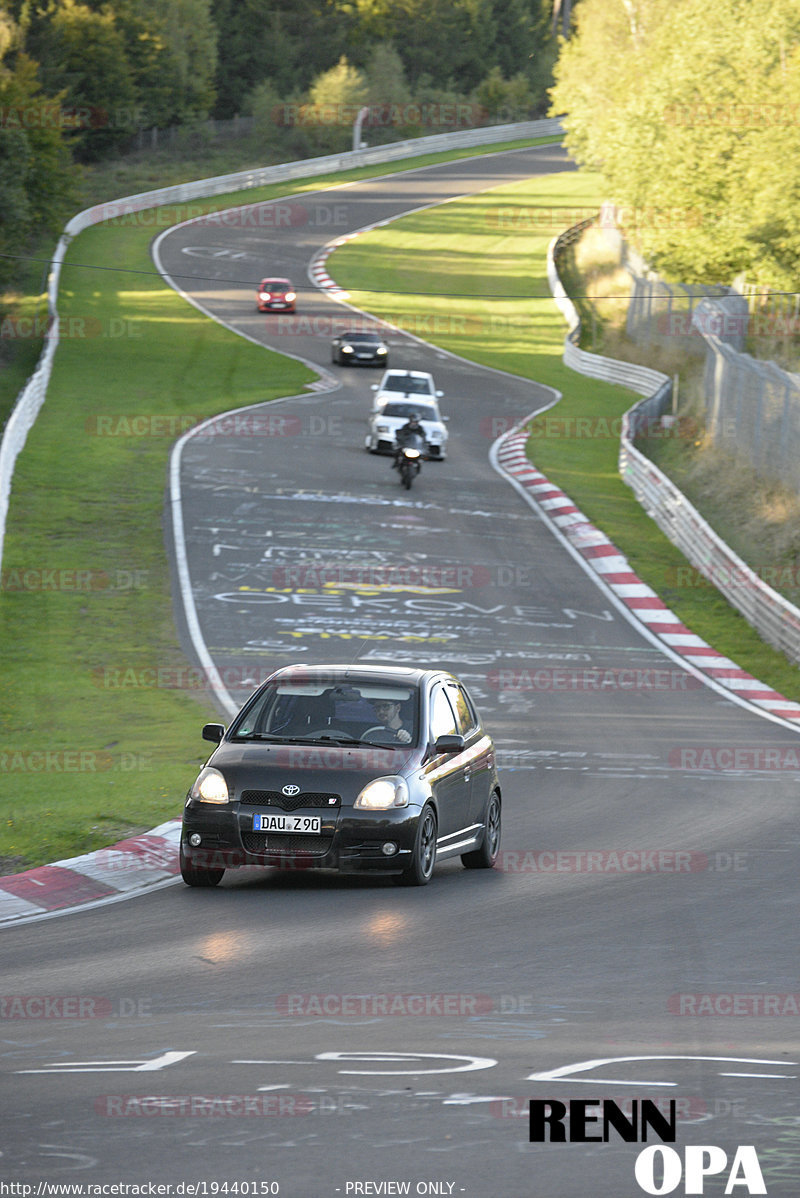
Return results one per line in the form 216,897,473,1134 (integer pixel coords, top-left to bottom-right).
550,0,800,288
0,0,559,284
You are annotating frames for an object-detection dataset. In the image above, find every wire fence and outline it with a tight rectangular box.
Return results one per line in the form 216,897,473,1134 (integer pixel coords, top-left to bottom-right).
549,225,800,668
697,303,800,491
616,242,800,492
626,275,737,356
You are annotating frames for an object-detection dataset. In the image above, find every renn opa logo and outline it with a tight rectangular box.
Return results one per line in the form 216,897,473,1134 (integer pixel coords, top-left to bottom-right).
529,1100,765,1195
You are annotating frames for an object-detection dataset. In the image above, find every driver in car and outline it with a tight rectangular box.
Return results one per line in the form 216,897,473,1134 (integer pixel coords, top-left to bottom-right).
364,698,413,744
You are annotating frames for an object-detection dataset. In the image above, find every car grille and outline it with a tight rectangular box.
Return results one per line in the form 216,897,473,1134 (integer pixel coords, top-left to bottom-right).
240,790,340,811
241,832,333,856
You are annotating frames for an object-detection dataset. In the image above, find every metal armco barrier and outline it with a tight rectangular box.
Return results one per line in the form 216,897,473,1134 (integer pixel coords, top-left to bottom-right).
0,117,563,566
548,226,800,666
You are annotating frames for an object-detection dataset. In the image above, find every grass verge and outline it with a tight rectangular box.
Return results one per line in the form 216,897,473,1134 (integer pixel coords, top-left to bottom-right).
0,136,558,872
328,169,800,702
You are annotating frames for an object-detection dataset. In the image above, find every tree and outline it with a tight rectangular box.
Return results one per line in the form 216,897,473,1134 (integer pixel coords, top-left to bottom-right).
21,0,138,158
550,0,800,286
209,0,351,117
0,27,77,288
133,0,217,122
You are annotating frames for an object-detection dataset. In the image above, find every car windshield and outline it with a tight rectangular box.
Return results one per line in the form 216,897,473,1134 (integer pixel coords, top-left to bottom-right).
345,331,380,342
230,680,420,746
383,376,432,394
381,403,438,421
262,281,289,292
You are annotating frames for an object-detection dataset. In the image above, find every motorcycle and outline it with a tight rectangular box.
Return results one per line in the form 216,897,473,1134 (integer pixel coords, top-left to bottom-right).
398,445,423,490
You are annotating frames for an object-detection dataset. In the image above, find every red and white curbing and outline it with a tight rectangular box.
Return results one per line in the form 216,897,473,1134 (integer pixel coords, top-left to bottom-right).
308,237,358,297
495,430,800,724
0,819,182,927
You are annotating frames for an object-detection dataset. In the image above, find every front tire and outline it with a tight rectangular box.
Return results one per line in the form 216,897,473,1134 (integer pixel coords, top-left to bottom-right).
396,805,437,886
180,842,225,888
462,792,501,869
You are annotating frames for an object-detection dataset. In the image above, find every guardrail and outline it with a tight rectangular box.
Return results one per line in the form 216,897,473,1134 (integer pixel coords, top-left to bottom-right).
548,224,800,665
0,117,563,566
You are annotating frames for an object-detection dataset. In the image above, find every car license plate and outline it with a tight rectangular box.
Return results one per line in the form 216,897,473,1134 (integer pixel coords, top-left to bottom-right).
253,813,322,833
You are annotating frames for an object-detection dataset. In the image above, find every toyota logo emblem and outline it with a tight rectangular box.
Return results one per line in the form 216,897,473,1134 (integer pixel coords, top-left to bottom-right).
282,784,300,796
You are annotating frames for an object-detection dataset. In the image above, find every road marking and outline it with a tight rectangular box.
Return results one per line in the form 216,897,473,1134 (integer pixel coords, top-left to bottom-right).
17,1050,196,1074
526,1054,799,1086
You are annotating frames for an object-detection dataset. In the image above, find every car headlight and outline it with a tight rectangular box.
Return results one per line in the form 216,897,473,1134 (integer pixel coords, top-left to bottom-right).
342,345,354,353
284,291,296,302
258,292,269,300
355,776,409,810
376,423,390,433
377,344,388,354
190,766,230,804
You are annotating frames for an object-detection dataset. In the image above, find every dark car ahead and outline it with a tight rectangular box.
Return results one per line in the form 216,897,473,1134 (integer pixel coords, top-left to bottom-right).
180,664,501,888
331,328,389,366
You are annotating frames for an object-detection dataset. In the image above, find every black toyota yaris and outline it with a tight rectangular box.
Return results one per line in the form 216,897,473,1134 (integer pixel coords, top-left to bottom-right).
180,663,501,888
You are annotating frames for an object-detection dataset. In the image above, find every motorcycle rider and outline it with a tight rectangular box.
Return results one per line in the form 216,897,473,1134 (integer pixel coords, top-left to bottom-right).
393,412,428,468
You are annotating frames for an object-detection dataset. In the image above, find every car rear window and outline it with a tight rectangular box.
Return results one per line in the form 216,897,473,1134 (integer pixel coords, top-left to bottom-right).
381,403,437,420
383,376,431,393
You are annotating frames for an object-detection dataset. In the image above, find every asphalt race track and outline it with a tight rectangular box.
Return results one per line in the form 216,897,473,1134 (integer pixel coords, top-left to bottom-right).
2,145,800,1197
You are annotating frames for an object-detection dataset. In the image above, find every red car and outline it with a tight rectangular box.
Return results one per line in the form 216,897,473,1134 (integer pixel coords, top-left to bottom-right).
256,277,296,313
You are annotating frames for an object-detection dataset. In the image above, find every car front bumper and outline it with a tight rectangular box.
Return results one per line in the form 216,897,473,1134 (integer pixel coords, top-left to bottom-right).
181,800,421,874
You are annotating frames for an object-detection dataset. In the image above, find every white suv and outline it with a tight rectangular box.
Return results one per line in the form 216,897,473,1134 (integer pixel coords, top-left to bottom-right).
371,369,443,410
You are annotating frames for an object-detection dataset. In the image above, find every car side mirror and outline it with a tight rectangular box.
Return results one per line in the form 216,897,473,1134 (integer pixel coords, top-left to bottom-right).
370,384,378,390
433,733,465,753
435,390,444,397
202,723,225,743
